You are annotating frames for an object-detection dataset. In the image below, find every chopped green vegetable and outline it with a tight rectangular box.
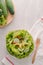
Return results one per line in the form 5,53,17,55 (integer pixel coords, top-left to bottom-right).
0,9,2,16
0,15,7,25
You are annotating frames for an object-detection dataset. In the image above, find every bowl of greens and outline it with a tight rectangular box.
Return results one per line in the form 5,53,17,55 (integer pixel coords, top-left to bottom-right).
6,30,34,59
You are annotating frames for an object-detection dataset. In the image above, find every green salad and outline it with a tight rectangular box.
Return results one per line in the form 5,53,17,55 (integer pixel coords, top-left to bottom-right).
6,30,34,59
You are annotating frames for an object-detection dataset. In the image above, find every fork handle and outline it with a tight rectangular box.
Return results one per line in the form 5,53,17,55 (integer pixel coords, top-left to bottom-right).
32,47,38,64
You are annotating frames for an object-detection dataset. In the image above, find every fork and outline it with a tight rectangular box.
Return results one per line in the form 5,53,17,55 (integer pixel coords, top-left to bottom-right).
32,38,40,64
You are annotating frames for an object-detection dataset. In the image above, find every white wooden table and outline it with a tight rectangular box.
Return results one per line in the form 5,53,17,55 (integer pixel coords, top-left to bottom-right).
0,0,43,65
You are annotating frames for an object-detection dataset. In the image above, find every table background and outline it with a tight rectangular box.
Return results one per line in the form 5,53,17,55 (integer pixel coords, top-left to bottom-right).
0,0,43,65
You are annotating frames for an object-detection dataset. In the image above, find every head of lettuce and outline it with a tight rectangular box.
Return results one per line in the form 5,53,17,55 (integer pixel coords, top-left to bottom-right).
6,30,34,59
